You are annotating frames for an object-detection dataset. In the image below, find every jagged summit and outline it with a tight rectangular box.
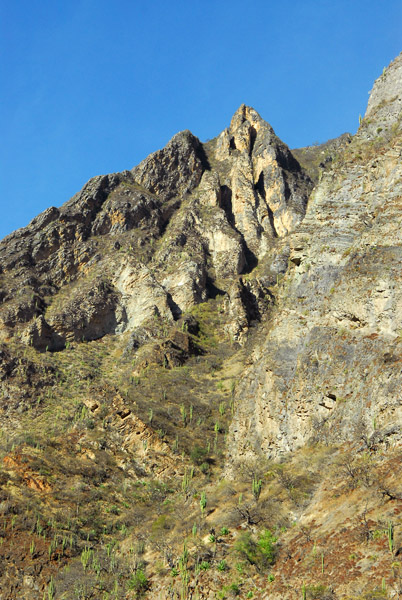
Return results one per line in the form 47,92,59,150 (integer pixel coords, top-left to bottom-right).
229,104,275,142
358,51,402,141
0,100,315,351
0,54,401,599
366,51,402,118
131,128,205,202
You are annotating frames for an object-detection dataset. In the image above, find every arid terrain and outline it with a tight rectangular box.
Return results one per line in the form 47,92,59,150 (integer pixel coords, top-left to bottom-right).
0,53,401,599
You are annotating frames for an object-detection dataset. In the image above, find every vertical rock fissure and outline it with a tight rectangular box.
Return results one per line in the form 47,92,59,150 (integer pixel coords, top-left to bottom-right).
255,171,278,238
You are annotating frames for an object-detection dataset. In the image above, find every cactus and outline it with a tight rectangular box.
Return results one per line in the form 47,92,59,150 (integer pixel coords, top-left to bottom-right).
200,491,207,516
182,468,192,493
81,545,92,570
252,477,262,502
180,404,187,426
179,544,190,600
388,521,394,553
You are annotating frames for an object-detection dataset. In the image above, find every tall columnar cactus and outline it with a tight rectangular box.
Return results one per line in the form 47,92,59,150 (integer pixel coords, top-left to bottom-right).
388,521,394,554
252,477,262,502
200,491,207,517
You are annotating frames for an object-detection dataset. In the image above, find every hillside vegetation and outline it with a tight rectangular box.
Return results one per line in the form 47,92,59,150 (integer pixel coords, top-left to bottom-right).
0,53,401,599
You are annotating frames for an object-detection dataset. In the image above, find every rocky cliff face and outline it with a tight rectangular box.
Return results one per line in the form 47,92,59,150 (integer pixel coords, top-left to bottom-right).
0,53,401,600
0,103,312,352
227,52,402,471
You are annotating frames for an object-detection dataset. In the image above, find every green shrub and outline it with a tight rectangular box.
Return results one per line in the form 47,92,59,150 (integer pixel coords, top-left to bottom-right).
218,583,241,599
234,530,277,570
128,569,149,596
257,529,277,565
200,462,210,474
229,583,240,596
234,532,258,565
306,584,335,599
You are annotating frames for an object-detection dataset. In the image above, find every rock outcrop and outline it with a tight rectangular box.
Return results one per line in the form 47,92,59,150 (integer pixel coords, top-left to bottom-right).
0,52,401,600
0,105,312,349
226,52,402,472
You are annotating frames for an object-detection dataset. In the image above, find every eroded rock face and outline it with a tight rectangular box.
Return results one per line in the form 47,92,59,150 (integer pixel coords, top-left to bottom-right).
114,261,174,331
226,53,402,472
0,52,401,600
0,106,310,350
131,130,206,201
46,277,119,344
362,52,402,140
213,104,313,257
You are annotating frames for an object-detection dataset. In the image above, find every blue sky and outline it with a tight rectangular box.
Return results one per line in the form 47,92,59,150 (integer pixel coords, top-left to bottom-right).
1,0,401,240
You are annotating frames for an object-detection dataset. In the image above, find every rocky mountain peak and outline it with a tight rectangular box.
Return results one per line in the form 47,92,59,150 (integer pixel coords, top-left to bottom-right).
366,51,402,118
131,128,205,202
225,104,274,153
228,104,273,152
1,55,402,599
0,98,316,352
358,51,402,140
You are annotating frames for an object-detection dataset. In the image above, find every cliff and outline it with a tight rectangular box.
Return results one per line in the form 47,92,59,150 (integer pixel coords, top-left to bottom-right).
0,53,401,600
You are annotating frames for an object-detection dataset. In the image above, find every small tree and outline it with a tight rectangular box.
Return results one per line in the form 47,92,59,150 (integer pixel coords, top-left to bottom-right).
234,530,277,571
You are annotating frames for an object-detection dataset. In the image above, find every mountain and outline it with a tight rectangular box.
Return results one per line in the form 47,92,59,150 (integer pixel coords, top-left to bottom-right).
0,53,401,600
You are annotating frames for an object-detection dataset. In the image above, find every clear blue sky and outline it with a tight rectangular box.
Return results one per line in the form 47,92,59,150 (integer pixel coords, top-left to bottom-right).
1,0,401,240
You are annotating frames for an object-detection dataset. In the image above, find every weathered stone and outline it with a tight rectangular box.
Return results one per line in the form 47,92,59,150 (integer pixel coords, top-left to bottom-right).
226,54,402,472
0,52,400,600
361,52,402,140
0,102,313,350
114,261,174,331
131,130,206,201
21,316,60,352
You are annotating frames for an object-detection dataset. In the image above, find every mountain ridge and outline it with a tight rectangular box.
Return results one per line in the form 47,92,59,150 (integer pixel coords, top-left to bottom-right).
0,53,401,599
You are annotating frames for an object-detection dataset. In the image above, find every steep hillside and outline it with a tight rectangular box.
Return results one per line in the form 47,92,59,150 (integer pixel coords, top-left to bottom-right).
0,53,401,600
228,53,402,468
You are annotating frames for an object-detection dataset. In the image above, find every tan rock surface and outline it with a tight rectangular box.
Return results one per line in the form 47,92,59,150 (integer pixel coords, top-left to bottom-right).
227,53,402,472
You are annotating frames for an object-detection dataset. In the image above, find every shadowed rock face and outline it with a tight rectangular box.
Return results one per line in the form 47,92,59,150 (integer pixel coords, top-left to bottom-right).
0,105,312,350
